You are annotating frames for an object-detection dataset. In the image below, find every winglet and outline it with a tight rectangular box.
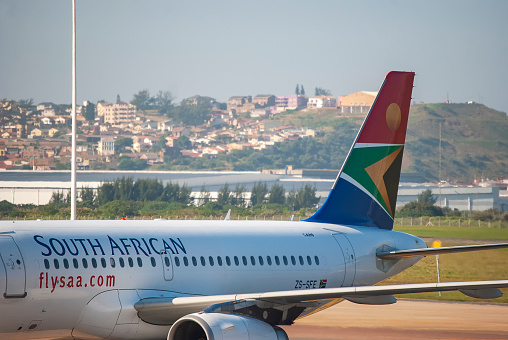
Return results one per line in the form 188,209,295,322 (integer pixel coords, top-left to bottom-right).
306,71,415,229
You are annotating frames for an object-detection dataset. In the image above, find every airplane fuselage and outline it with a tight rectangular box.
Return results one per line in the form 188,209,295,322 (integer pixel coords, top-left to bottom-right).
0,219,424,339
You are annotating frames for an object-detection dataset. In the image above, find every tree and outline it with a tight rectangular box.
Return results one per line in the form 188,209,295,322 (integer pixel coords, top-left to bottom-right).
80,186,95,207
155,91,174,113
49,191,70,205
286,184,319,210
417,189,437,204
231,184,246,207
268,183,286,205
133,179,164,202
300,85,305,96
396,201,444,218
84,102,95,121
198,185,211,206
217,183,232,206
176,136,192,149
250,181,268,206
295,84,300,95
131,89,151,110
17,98,34,110
118,157,149,170
96,183,115,205
315,87,332,96
114,138,133,152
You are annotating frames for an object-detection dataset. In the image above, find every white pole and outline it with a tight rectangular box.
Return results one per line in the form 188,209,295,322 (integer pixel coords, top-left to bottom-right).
70,0,77,220
436,254,441,297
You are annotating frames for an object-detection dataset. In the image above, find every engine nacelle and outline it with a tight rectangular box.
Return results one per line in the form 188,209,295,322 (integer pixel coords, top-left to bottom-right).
168,313,289,340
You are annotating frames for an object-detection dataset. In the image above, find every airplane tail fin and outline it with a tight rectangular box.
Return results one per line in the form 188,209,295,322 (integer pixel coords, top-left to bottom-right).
306,71,415,230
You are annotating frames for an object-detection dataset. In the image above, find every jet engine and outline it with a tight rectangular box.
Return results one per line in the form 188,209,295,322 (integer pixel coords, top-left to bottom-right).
168,312,289,340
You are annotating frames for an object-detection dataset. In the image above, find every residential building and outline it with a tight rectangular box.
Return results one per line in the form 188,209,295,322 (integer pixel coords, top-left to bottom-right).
98,137,115,156
173,127,190,138
182,95,216,107
275,95,308,111
97,101,137,125
307,96,337,108
338,91,377,114
253,95,275,107
227,96,252,111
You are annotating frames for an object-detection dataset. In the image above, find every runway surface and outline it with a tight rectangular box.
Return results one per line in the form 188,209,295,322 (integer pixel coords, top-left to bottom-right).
281,299,508,340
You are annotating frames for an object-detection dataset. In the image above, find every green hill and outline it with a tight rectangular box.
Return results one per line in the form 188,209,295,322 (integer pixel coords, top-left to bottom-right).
405,103,508,183
273,104,508,183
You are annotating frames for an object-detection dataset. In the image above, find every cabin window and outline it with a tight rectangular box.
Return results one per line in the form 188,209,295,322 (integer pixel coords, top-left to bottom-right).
110,258,116,268
128,257,134,267
137,257,143,267
73,258,79,269
183,256,189,267
174,257,180,267
242,256,247,266
63,259,69,269
217,256,223,266
53,259,60,269
258,256,264,266
234,256,240,266
250,256,256,266
200,256,206,266
44,259,50,270
209,256,214,266
275,256,280,266
119,257,125,268
101,258,107,268
283,256,288,266
307,256,312,265
299,256,304,266
314,256,320,265
192,256,197,266
82,258,88,269
291,256,297,266
266,256,272,266
164,257,171,267
225,256,231,266
91,258,97,268
151,257,157,267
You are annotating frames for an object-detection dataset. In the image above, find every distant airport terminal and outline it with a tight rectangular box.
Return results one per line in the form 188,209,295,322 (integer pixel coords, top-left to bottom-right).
0,170,506,212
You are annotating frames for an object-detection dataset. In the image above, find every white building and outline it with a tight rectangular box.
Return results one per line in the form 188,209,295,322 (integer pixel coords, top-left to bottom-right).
98,137,115,156
307,96,337,109
97,102,137,125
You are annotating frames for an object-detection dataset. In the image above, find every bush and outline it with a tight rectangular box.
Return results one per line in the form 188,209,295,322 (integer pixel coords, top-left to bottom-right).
396,202,444,218
0,200,15,212
99,200,138,219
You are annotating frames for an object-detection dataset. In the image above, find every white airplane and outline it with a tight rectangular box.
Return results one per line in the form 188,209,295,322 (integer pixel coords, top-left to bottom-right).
1,71,507,340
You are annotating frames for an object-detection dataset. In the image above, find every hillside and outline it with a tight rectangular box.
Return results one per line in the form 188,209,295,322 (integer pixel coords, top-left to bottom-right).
404,103,508,182
267,104,508,183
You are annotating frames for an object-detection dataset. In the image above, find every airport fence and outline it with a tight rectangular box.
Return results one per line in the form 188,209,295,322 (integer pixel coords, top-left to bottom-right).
3,214,507,228
394,216,508,228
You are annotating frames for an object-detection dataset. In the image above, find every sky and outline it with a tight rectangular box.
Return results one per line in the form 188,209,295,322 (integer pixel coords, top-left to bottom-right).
1,0,507,113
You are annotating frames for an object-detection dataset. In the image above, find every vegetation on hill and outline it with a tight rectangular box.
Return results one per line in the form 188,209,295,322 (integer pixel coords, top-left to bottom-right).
404,103,508,182
156,103,507,183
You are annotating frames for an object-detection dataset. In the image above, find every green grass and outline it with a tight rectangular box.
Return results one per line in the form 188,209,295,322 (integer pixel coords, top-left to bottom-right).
394,225,508,240
384,225,508,303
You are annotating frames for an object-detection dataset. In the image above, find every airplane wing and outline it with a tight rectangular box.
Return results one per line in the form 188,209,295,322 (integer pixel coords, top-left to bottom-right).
377,243,508,259
134,280,508,325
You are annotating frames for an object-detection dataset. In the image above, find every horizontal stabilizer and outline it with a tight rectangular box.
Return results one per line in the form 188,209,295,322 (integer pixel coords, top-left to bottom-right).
377,243,508,259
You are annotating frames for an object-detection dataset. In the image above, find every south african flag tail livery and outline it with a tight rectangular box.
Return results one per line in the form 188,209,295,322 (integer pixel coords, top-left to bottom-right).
306,71,415,230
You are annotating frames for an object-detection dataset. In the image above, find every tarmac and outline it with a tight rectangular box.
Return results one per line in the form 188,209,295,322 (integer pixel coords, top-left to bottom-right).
282,299,508,340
